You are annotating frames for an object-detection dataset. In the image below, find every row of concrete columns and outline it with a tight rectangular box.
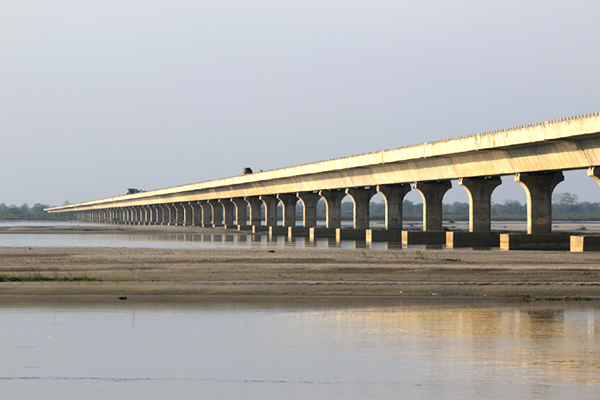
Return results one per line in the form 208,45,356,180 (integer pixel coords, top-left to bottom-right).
76,168,594,235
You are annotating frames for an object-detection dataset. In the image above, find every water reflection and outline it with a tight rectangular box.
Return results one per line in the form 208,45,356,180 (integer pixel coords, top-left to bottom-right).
0,222,498,251
0,299,598,399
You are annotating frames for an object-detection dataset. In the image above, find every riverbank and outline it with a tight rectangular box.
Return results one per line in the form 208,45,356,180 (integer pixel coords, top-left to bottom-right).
1,241,600,298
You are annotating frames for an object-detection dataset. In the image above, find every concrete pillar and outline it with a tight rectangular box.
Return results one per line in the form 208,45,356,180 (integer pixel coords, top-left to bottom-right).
515,171,564,235
138,206,145,225
208,200,223,226
260,195,279,227
219,199,235,226
414,180,452,231
231,198,248,226
588,166,600,187
172,203,183,226
346,187,377,229
162,204,172,225
181,202,193,226
319,189,346,229
144,206,151,224
297,192,321,228
152,205,159,224
245,197,263,226
277,194,298,227
140,206,150,225
129,208,136,225
459,176,502,232
199,201,213,226
138,207,146,225
157,204,166,225
377,184,411,230
189,202,201,226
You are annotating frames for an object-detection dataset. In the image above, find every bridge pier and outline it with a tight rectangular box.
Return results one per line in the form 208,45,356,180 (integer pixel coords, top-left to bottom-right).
260,195,279,227
180,202,191,226
297,192,320,228
346,187,377,229
150,205,159,225
158,204,167,225
414,180,452,231
319,189,346,229
377,184,411,230
219,199,235,227
516,171,564,235
147,205,155,225
174,203,184,226
164,204,174,225
245,197,263,226
500,171,566,250
277,194,298,227
188,202,200,226
138,206,146,225
570,167,600,251
230,198,247,226
208,200,223,227
198,201,212,227
446,176,503,248
459,176,501,232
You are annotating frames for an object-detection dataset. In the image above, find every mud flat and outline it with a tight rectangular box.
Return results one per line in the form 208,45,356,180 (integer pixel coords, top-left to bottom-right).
1,232,600,298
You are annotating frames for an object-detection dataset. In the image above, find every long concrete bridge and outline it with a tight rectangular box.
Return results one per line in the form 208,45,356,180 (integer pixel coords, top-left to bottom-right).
46,112,600,251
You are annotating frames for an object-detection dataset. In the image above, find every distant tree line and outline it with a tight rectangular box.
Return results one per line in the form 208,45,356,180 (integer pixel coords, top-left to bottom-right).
313,192,600,221
0,203,74,220
3,192,599,222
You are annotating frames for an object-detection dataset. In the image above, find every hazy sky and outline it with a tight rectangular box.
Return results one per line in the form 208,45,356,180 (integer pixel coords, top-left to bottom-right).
2,1,600,207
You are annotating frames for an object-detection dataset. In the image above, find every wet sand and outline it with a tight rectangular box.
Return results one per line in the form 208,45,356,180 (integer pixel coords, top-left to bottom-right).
1,224,600,299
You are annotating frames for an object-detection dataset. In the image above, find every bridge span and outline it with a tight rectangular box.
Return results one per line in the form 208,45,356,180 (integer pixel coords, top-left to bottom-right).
46,113,600,251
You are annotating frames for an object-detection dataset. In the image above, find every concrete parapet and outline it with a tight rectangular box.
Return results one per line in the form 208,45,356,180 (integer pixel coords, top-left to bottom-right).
446,231,500,248
336,228,367,241
570,235,600,252
252,226,270,233
365,229,401,243
500,233,570,250
309,227,337,240
237,225,253,231
222,225,237,230
402,230,446,245
288,227,310,238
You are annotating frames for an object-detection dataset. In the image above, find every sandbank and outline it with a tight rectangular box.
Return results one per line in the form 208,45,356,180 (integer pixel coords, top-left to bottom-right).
1,224,600,299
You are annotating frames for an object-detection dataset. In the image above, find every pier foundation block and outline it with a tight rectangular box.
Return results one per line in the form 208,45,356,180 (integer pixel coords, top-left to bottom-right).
570,235,600,252
309,227,337,240
336,228,367,241
288,227,310,239
446,231,501,248
402,230,447,245
365,229,401,243
500,233,570,250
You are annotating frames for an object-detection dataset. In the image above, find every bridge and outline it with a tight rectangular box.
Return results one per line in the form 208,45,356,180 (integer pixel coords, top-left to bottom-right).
46,112,600,251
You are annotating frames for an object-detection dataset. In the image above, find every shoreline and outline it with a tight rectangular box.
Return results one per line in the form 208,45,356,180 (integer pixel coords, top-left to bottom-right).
1,224,600,297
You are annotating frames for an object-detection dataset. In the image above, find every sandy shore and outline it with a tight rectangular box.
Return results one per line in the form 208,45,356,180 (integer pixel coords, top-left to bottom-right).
1,224,600,299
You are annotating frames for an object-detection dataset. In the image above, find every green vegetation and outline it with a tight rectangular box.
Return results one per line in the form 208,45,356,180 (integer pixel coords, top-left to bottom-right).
0,270,101,282
0,203,74,221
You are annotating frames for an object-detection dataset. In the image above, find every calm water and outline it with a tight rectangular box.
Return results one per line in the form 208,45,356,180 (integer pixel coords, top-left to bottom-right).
1,299,599,399
1,222,598,398
0,221,447,250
